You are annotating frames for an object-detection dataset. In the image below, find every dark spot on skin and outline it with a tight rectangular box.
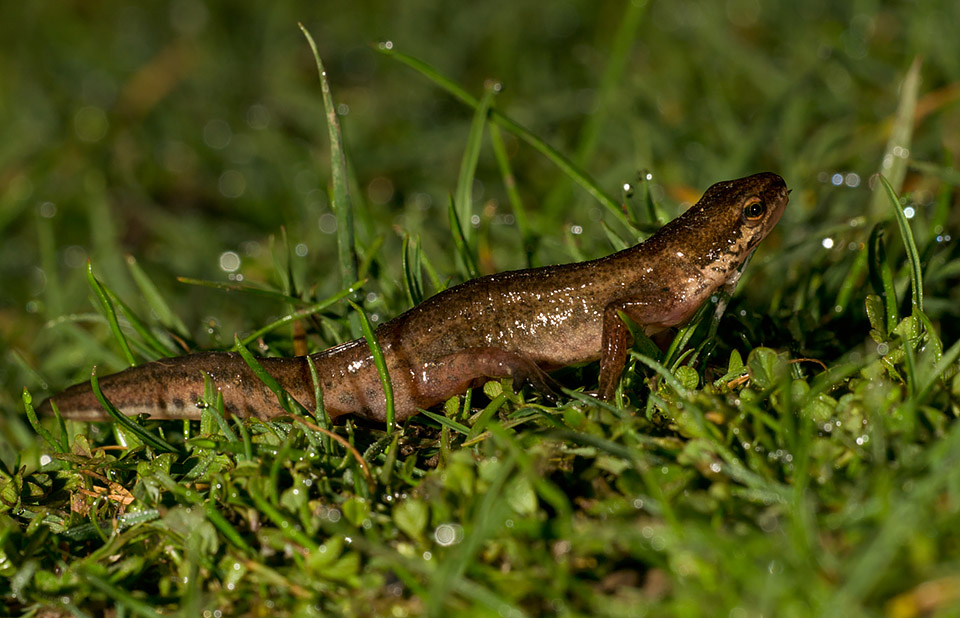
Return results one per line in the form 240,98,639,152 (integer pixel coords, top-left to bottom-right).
173,398,184,409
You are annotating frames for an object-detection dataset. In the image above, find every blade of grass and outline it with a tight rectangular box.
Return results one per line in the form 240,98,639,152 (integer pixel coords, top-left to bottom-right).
902,333,918,400
76,565,163,618
305,356,331,445
448,195,480,279
489,124,533,266
909,158,960,187
617,310,664,363
420,248,446,293
89,367,179,453
427,444,520,616
300,24,359,300
662,296,714,369
22,388,67,454
36,204,63,316
914,308,942,360
455,82,495,249
232,415,253,461
246,478,319,551
204,501,254,557
238,280,363,346
543,426,639,461
870,57,920,217
377,45,628,230
542,0,646,212
418,408,470,436
357,234,384,281
465,393,508,441
231,335,302,418
916,336,960,404
348,300,395,433
641,171,668,227
834,243,868,318
147,470,256,557
880,175,923,312
176,277,296,302
632,352,692,400
837,417,960,606
86,261,136,367
201,375,237,441
867,225,898,334
561,387,633,420
402,234,425,306
124,254,189,338
104,288,178,358
601,219,631,252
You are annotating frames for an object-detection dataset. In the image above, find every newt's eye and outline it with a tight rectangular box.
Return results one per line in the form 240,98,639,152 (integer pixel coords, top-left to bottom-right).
742,198,765,221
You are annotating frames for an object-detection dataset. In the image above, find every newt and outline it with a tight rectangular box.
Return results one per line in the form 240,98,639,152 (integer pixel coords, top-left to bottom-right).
39,172,788,423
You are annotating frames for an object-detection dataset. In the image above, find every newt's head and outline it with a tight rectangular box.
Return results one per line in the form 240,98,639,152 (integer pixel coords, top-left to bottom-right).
632,172,788,329
670,172,789,272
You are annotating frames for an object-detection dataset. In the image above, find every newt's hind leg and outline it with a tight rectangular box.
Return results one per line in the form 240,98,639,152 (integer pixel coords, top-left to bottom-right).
414,347,560,409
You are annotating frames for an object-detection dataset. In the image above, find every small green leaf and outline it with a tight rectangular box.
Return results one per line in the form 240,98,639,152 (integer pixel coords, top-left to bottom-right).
506,476,538,516
307,535,345,572
865,294,886,336
341,496,370,527
483,380,503,399
674,366,700,390
747,347,789,390
394,498,429,541
728,349,743,374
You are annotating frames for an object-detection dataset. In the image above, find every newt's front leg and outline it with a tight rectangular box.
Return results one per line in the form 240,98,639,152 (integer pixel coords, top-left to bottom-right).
598,300,673,401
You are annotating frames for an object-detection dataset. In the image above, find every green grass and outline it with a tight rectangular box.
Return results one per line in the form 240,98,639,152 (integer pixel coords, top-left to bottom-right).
4,2,960,616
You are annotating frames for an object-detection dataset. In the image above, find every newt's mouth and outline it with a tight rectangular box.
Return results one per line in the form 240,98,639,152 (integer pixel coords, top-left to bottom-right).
765,183,790,232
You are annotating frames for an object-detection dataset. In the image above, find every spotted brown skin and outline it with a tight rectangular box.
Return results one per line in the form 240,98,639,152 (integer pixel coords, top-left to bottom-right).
39,173,788,422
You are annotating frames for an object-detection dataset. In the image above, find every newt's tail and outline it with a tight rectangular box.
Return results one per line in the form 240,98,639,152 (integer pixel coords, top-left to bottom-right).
37,352,314,421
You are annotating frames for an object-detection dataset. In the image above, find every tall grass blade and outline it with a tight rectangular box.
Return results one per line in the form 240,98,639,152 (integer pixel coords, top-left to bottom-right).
488,124,533,266
377,46,627,229
867,225,898,333
456,83,495,249
870,57,920,217
176,277,296,301
86,261,136,367
880,175,923,312
238,281,363,346
125,254,189,338
402,234,425,307
104,288,178,358
300,24,358,297
543,0,646,212
448,195,480,279
89,367,179,453
23,388,66,454
348,300,395,432
908,159,960,187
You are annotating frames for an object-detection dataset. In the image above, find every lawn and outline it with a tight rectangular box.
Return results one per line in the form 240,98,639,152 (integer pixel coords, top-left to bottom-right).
2,2,960,616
